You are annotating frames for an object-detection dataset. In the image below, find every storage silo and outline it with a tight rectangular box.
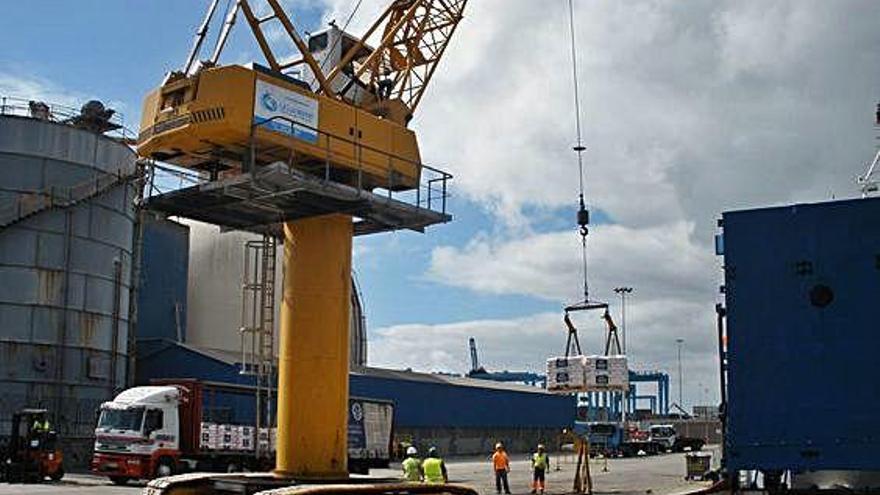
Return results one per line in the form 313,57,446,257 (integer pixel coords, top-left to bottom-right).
0,102,137,466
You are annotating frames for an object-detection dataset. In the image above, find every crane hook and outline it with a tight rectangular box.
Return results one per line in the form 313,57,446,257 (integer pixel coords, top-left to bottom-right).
577,195,589,237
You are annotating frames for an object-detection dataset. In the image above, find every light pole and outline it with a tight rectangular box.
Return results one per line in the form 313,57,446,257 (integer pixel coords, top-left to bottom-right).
613,287,634,431
613,287,633,354
676,338,685,409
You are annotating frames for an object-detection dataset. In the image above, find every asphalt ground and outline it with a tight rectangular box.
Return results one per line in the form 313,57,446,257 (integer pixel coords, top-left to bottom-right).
0,446,718,495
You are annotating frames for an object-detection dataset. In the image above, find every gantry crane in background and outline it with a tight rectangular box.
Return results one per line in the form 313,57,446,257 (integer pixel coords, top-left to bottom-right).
467,338,547,387
137,1,469,493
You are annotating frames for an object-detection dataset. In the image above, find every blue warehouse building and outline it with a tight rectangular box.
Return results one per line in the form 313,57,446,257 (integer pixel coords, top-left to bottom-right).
135,338,574,455
135,217,574,455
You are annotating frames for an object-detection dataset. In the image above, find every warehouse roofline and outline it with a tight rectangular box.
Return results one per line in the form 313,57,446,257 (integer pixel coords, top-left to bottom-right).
138,339,556,396
351,366,554,395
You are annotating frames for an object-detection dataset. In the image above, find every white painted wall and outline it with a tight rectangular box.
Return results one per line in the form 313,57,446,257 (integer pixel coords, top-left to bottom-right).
181,219,366,367
182,219,283,355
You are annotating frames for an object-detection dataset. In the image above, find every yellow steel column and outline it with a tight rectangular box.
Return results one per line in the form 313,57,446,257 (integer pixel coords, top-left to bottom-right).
276,214,352,478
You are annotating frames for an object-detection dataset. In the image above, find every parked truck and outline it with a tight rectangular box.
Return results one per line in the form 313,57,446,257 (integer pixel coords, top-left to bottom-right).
91,380,393,484
574,421,704,458
649,424,705,453
575,422,661,457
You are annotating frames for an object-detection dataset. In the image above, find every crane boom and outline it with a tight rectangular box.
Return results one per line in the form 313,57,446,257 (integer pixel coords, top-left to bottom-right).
183,0,221,75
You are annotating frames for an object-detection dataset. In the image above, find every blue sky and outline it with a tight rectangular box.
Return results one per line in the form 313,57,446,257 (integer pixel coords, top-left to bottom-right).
3,0,878,408
2,2,324,124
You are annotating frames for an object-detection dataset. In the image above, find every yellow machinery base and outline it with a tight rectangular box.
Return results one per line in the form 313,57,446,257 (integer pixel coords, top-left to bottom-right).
144,471,479,495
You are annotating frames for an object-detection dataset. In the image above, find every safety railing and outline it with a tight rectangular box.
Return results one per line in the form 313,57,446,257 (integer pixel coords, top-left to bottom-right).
144,160,204,198
0,95,133,142
251,115,452,217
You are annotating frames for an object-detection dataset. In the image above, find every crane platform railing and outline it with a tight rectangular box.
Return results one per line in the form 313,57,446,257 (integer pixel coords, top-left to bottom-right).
142,114,453,237
249,115,452,215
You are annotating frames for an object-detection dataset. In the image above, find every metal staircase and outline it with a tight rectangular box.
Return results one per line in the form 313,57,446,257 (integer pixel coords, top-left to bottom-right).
0,167,139,230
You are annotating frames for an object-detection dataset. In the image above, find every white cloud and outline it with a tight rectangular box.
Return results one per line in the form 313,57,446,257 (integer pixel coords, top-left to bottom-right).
428,221,714,303
408,220,720,405
368,298,720,406
0,71,130,121
411,0,878,229
351,0,880,410
0,73,83,109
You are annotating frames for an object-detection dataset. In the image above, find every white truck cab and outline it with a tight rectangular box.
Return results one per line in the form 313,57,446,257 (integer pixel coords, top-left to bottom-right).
92,386,181,482
649,424,678,450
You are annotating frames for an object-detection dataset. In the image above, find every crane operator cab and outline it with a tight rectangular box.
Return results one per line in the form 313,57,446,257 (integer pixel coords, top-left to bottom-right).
304,25,409,123
304,25,375,106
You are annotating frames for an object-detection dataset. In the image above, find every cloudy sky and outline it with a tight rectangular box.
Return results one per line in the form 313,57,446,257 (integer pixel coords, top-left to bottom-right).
3,1,878,409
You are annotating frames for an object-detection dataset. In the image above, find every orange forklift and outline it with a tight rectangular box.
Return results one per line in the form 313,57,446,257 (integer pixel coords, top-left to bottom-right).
0,409,64,483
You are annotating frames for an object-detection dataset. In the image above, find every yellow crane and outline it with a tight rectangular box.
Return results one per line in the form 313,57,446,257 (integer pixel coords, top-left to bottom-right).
137,0,468,493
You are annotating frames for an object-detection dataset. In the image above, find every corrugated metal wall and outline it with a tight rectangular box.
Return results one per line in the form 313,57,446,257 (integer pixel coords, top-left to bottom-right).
0,115,136,466
137,216,189,341
351,371,575,455
723,198,880,472
350,372,573,429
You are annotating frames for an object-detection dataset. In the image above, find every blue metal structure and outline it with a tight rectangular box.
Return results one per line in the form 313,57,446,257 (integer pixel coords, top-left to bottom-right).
721,198,880,472
466,337,547,387
626,370,670,416
577,370,670,421
352,368,570,428
578,391,625,422
137,216,189,342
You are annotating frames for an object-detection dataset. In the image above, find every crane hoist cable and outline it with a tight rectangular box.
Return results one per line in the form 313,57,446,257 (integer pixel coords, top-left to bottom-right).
568,0,591,304
564,0,606,314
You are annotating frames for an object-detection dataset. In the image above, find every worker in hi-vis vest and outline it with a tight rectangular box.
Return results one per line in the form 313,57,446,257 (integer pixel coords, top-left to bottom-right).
402,446,423,482
531,444,550,494
492,442,512,494
421,447,448,484
31,416,50,435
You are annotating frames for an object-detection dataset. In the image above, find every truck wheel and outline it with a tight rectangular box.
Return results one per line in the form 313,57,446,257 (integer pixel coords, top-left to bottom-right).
155,457,175,478
109,476,130,485
49,465,64,481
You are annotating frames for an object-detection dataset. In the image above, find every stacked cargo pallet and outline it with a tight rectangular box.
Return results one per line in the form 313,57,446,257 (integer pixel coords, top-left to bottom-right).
547,355,629,393
200,423,261,451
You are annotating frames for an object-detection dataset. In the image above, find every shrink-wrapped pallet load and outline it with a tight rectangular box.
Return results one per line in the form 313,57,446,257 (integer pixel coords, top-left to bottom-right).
584,355,629,391
546,355,587,392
